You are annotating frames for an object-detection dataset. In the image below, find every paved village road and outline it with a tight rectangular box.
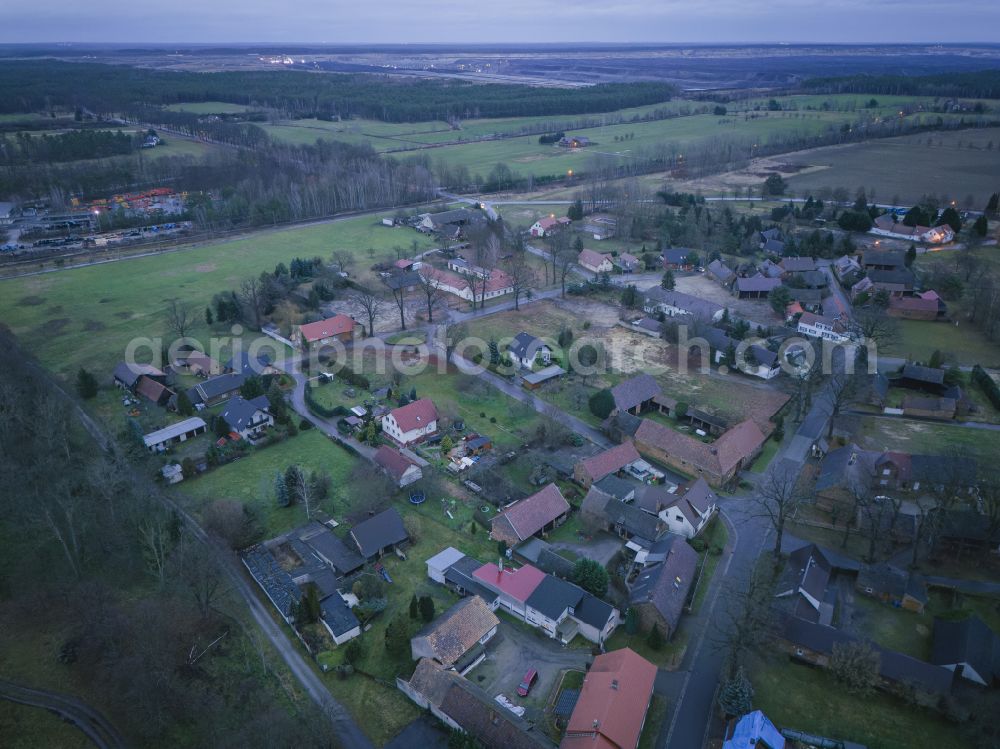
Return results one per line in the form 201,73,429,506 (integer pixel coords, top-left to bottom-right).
0,679,128,749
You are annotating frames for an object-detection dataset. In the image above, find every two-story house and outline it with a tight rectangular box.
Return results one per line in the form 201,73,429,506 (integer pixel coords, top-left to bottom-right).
796,311,850,343
220,395,274,440
381,398,439,447
659,478,718,539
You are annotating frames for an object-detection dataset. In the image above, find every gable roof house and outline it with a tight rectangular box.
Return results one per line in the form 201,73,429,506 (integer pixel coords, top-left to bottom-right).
574,441,642,488
398,659,551,749
382,397,439,447
931,616,1000,687
796,311,850,343
173,349,224,378
411,596,500,672
774,543,837,626
863,247,908,271
661,248,695,270
833,254,862,282
888,290,945,320
490,483,571,546
578,249,614,274
659,478,718,539
508,332,552,370
297,314,361,349
529,215,571,237
225,351,276,376
188,371,247,407
220,395,274,439
291,520,365,578
642,287,725,322
473,562,546,619
813,444,877,513
350,507,409,560
868,268,915,296
580,486,666,545
899,363,947,393
723,710,785,749
779,256,817,274
609,373,663,417
628,536,698,638
373,444,423,487
615,252,642,273
560,648,657,749
524,574,620,646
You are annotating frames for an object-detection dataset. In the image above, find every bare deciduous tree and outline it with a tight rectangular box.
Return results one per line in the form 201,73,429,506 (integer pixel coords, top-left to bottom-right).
352,289,384,336
416,272,447,323
502,248,536,311
751,460,806,558
166,298,194,339
239,277,266,329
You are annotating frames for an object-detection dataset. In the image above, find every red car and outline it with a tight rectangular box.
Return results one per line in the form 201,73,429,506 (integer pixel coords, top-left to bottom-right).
516,669,538,697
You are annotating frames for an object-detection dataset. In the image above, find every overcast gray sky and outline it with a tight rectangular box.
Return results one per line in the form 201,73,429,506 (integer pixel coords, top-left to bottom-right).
2,0,999,44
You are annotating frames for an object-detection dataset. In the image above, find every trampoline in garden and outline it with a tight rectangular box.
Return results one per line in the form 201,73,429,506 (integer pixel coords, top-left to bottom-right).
409,490,426,505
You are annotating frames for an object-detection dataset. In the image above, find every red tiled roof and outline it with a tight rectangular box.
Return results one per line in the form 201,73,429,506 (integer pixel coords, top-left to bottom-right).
135,375,173,403
388,397,438,433
889,296,938,313
373,444,418,482
473,563,546,603
561,648,657,749
578,249,610,269
299,314,357,342
491,483,570,544
420,265,470,292
634,418,765,478
577,442,641,483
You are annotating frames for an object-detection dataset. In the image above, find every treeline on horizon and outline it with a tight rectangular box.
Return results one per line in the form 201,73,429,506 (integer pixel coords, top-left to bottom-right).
0,60,675,122
803,69,1000,99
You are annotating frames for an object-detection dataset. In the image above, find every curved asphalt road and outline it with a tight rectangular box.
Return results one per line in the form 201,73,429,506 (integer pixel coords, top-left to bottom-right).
0,679,127,749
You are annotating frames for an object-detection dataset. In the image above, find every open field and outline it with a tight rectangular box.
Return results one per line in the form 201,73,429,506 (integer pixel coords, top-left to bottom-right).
0,214,437,379
783,127,1000,204
162,101,256,114
853,415,1000,463
894,319,1000,367
749,651,961,749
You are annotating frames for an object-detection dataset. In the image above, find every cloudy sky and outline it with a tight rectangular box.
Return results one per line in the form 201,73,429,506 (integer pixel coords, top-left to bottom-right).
2,0,999,44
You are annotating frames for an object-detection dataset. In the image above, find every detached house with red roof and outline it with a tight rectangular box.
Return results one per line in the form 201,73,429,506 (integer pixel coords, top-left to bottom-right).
578,249,613,274
381,398,439,447
373,444,423,487
530,215,571,237
560,648,658,749
296,314,361,350
473,562,546,619
490,483,571,546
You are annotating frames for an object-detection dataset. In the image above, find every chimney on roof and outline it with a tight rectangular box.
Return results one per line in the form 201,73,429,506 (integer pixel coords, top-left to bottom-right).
611,679,618,690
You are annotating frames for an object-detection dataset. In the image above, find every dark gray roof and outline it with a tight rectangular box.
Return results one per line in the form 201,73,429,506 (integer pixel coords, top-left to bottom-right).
444,556,497,601
604,411,643,438
931,617,1000,684
508,332,548,362
643,287,724,320
113,361,164,388
857,563,927,604
864,250,906,269
574,594,615,630
778,612,953,694
629,542,698,632
901,363,946,386
815,444,876,494
425,208,480,227
762,238,785,254
525,575,584,620
242,546,301,618
220,395,270,432
593,474,637,501
662,248,692,264
793,270,828,288
320,593,360,637
760,228,782,242
610,373,662,413
736,275,783,293
350,507,408,558
297,522,364,575
869,268,915,287
384,270,422,290
193,371,246,402
225,351,272,375
606,501,663,541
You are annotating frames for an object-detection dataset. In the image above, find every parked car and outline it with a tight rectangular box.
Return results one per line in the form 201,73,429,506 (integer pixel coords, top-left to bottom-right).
516,669,538,697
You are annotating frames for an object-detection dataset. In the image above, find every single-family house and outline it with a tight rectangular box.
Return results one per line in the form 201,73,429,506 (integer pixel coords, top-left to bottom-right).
173,350,223,378
856,563,928,613
642,287,725,322
574,441,642,488
580,486,665,544
779,256,817,274
416,208,483,235
558,135,591,148
578,249,613,274
225,351,277,376
722,711,785,749
868,268,915,296
220,395,273,439
382,397,439,447
420,265,514,302
524,575,619,645
931,616,1000,687
797,311,850,343
560,648,657,749
615,252,642,273
350,507,409,560
508,332,552,370
774,543,836,625
410,596,500,672
659,478,718,539
870,217,954,244
490,483,571,546
863,247,908,271
113,361,166,391
628,537,698,639
759,228,783,248
384,270,422,294
143,417,207,453
472,562,546,619
292,520,365,578
529,216,571,237
661,248,695,270
297,314,361,349
901,395,957,420
832,254,862,281
319,592,361,645
373,444,423,487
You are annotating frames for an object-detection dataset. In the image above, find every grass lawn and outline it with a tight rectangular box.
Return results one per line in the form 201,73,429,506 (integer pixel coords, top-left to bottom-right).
637,694,670,749
604,627,689,670
172,428,359,537
0,701,90,749
749,651,961,749
690,517,730,614
0,213,437,380
748,435,782,473
894,319,1000,368
162,101,256,114
854,416,1000,464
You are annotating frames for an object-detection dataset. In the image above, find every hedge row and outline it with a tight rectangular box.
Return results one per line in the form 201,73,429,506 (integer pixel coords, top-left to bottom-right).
304,386,348,419
972,364,1000,409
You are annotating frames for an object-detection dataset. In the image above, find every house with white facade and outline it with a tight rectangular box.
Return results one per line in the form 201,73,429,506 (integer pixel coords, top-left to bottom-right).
797,311,850,343
642,287,725,322
507,332,552,370
529,216,571,237
578,249,614,274
659,478,718,539
220,396,274,440
381,398,439,447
